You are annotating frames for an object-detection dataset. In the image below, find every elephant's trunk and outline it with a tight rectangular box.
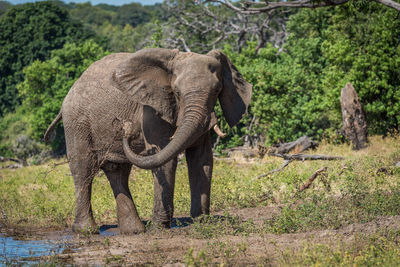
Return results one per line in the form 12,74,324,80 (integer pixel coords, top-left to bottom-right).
123,92,208,169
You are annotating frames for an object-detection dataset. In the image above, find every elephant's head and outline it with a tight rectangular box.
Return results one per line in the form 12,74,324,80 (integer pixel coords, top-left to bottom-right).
114,48,252,169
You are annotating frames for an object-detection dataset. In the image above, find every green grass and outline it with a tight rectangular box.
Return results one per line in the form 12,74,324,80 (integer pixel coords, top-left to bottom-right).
279,229,400,266
1,135,400,265
0,136,400,234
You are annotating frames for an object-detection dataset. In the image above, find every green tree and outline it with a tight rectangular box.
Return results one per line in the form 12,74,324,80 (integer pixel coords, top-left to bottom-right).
320,3,400,135
0,1,11,16
69,2,116,27
0,1,95,116
17,40,109,151
221,2,400,146
112,3,152,27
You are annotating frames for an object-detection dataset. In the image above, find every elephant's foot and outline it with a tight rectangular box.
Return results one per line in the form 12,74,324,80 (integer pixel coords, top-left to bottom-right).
151,214,171,229
149,220,170,230
72,218,98,234
118,221,146,235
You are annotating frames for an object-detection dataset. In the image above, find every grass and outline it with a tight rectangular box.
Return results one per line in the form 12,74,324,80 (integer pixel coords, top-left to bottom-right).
1,135,400,265
1,136,400,229
279,229,400,266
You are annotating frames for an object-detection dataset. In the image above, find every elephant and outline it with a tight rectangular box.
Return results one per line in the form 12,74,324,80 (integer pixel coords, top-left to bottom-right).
44,48,252,234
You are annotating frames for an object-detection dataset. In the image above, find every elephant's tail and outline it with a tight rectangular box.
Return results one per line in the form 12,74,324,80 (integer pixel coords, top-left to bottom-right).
43,110,62,143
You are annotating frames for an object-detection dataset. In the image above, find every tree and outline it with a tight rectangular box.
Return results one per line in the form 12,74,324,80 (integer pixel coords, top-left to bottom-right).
204,0,400,14
162,0,292,53
112,3,152,27
319,3,400,135
17,40,109,151
219,2,400,146
0,1,11,16
69,2,116,27
0,1,95,116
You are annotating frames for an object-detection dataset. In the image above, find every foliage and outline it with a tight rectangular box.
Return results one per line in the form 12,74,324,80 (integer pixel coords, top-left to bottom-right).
112,3,152,28
93,21,155,52
11,135,51,166
0,1,11,16
17,40,109,152
0,108,30,157
220,3,400,146
69,2,116,27
320,3,400,135
0,1,96,116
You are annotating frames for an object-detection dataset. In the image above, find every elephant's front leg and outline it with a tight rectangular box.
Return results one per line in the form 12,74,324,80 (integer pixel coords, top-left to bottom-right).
152,158,177,228
103,163,145,234
185,132,213,218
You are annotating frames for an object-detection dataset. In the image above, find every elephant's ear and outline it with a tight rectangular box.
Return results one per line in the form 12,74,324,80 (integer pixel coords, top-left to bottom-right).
112,48,179,124
207,50,252,127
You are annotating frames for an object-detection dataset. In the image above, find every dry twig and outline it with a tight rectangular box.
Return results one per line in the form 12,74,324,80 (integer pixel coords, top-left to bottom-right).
252,159,291,181
298,167,328,192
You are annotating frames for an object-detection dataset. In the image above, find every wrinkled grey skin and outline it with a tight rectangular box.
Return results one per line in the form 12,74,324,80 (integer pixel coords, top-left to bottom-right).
44,48,252,234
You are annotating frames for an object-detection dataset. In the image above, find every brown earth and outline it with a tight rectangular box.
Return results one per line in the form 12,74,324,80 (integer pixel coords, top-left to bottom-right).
2,206,400,266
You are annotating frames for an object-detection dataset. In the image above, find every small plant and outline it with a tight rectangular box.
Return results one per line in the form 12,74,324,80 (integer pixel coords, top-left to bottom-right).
105,254,124,265
184,247,209,267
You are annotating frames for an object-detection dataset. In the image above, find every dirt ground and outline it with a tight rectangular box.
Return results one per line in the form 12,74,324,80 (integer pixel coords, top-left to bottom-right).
2,206,400,266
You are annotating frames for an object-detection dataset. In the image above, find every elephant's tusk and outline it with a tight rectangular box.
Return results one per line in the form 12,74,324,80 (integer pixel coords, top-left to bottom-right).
213,124,227,138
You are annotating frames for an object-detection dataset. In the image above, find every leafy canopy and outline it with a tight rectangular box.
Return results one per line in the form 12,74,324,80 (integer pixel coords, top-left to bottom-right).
17,40,109,151
0,1,95,116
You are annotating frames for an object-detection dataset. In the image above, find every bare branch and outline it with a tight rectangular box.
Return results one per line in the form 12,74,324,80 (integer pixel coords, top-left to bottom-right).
374,0,400,11
207,0,351,14
163,0,289,53
206,0,400,14
252,159,291,181
298,167,328,192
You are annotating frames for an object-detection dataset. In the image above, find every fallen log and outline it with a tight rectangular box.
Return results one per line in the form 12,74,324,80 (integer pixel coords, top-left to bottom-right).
262,136,318,156
268,153,344,161
0,156,23,169
253,153,342,181
0,156,22,164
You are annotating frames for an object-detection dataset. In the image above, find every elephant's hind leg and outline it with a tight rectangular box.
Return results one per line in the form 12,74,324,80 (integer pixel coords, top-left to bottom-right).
68,155,98,233
103,162,145,234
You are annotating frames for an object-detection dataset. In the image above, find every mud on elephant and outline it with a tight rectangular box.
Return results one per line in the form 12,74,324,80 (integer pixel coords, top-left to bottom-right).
44,48,252,234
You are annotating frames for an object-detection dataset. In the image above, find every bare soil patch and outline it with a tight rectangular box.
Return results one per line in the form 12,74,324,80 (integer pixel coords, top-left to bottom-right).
3,206,400,266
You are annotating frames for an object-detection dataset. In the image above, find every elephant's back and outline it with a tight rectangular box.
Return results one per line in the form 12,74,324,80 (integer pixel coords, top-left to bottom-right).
62,53,141,155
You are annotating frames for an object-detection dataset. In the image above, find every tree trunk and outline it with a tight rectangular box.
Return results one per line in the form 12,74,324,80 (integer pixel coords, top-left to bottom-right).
340,83,368,150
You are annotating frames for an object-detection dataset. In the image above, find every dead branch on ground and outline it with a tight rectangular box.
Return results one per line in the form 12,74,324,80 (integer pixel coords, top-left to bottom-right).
298,167,328,192
268,153,344,161
253,153,342,181
252,159,291,181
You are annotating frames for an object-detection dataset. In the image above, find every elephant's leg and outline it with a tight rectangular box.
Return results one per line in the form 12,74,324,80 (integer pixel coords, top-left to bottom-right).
103,163,145,234
152,158,177,228
68,155,98,233
185,132,213,218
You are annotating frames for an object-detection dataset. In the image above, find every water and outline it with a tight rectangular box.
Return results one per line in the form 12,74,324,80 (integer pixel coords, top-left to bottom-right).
0,235,64,265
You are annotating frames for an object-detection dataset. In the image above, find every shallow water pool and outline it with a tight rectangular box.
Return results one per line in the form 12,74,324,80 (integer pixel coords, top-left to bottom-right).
0,235,63,265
